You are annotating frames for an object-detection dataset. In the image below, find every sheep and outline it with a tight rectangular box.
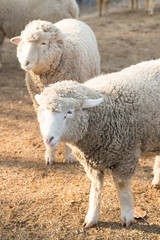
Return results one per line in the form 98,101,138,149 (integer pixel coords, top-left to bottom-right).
35,58,160,228
97,0,155,16
10,19,101,165
0,0,79,69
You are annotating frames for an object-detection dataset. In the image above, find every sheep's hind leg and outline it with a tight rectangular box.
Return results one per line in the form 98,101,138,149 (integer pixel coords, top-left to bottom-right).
83,169,104,228
130,0,134,10
45,146,55,165
152,155,160,189
148,0,154,15
103,0,112,12
0,45,2,70
135,0,138,10
113,175,133,227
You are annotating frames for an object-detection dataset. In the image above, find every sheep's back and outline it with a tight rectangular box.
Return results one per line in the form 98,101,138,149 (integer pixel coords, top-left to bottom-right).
55,19,101,81
85,59,160,155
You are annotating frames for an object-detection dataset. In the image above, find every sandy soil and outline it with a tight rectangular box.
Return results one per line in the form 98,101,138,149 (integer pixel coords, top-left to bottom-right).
1,2,160,239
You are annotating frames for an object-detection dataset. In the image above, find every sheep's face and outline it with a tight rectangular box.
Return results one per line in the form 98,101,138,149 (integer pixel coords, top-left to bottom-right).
37,107,76,148
10,21,71,73
11,35,62,73
35,94,103,148
17,38,50,71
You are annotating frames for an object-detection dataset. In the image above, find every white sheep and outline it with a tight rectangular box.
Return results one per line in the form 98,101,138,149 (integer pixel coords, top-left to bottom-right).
10,19,101,165
97,0,155,16
0,0,79,69
35,58,160,228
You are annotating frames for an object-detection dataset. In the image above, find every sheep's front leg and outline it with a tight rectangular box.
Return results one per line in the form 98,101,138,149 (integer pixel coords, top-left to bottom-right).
130,0,134,10
113,175,133,227
152,155,160,188
96,0,102,17
83,170,104,228
64,143,74,163
45,146,55,165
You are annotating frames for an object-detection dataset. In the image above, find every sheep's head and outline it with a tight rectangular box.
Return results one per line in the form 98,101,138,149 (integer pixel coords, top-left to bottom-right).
10,20,71,73
35,82,103,148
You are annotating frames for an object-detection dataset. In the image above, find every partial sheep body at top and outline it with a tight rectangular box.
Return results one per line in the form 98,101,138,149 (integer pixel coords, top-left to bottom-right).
10,18,101,165
35,58,160,228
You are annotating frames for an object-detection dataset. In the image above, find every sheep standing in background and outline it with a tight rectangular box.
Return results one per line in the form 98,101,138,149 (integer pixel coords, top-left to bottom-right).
10,19,101,165
0,0,79,69
97,0,155,16
35,58,160,227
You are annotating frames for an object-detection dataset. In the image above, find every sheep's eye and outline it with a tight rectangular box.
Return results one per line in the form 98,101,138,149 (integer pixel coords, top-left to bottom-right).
64,110,73,119
67,110,73,114
41,42,47,46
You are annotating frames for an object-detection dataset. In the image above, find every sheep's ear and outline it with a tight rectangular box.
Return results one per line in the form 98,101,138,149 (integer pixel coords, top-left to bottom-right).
82,98,103,109
35,94,41,105
56,32,72,41
10,36,21,45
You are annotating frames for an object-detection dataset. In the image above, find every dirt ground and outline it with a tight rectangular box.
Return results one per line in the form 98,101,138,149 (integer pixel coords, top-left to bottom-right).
1,2,160,239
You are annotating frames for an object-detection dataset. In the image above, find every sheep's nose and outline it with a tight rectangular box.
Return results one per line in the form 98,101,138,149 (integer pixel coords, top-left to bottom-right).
45,136,54,145
24,61,30,67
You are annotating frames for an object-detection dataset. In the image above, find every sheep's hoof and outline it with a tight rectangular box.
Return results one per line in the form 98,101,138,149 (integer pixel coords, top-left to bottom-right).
152,178,160,189
148,10,154,15
152,184,160,189
45,149,54,165
46,160,54,165
65,152,75,163
121,218,132,228
45,156,54,165
82,221,97,228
